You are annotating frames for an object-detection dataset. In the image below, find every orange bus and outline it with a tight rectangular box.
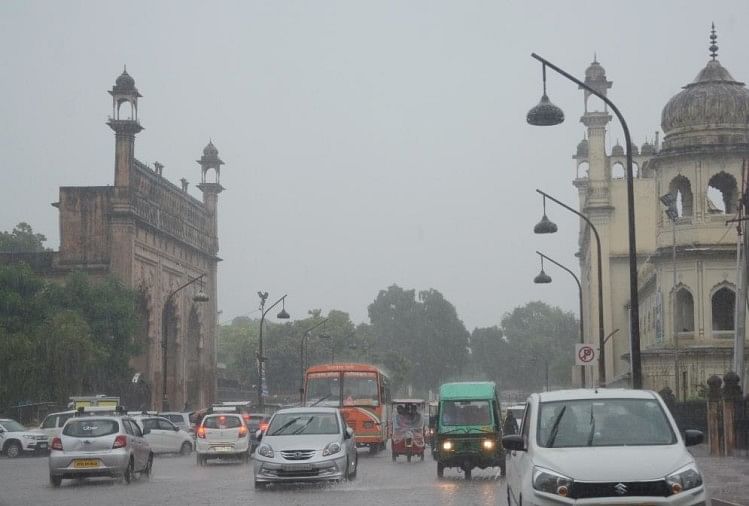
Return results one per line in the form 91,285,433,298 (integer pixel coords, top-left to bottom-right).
303,363,391,453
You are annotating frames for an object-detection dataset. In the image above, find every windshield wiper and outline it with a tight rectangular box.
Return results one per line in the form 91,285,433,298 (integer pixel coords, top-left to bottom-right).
545,405,567,448
270,417,301,436
310,395,331,407
291,417,315,435
586,404,596,446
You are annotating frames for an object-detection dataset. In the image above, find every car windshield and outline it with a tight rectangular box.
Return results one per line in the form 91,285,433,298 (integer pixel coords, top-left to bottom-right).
268,413,340,436
440,400,492,426
1,420,26,432
342,372,379,406
203,416,242,429
537,398,677,448
306,373,341,407
63,419,119,438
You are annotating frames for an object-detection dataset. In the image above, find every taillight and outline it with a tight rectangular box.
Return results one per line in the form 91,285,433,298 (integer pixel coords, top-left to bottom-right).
243,414,250,422
51,437,63,451
238,425,248,438
197,426,206,439
112,435,127,449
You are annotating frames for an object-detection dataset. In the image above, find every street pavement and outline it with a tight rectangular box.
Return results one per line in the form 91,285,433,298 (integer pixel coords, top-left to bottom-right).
0,449,505,506
692,444,749,506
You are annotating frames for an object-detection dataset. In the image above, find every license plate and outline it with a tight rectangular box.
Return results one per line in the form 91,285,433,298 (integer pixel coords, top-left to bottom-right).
37,443,48,449
283,464,313,471
73,459,99,468
215,446,230,452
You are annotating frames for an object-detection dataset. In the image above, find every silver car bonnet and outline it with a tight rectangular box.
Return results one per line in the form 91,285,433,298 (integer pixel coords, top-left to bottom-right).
262,434,342,452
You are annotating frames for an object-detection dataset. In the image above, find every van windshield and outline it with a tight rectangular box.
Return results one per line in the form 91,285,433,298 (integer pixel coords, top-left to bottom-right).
440,400,492,426
537,398,677,448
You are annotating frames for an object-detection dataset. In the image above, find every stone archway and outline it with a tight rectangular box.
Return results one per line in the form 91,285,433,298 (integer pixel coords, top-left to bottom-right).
185,305,202,410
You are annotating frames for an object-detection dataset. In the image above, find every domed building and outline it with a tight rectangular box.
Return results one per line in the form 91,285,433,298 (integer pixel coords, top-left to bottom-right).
572,28,748,397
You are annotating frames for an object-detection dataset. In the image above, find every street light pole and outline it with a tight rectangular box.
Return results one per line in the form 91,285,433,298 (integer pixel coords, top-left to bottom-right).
536,189,605,386
298,318,329,403
161,274,209,411
535,251,586,387
256,292,290,412
528,53,642,389
661,192,680,400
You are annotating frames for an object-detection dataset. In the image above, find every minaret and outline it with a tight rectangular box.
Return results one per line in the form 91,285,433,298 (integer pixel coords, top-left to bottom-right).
579,56,612,189
107,67,143,187
196,141,224,255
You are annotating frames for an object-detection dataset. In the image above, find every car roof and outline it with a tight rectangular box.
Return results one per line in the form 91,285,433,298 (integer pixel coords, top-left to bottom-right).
203,412,243,417
439,382,496,400
535,388,659,403
273,407,340,415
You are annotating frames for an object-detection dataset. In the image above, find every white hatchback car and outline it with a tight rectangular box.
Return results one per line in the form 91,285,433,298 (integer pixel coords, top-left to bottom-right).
503,389,707,505
133,416,193,455
194,413,250,465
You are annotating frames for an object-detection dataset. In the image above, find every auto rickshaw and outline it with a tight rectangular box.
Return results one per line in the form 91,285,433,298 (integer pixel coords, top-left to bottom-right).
432,382,505,480
390,399,426,462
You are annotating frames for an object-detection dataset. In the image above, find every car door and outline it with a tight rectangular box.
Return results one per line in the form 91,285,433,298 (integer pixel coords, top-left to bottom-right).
142,419,164,453
507,401,532,506
158,418,180,452
126,419,149,470
39,415,58,442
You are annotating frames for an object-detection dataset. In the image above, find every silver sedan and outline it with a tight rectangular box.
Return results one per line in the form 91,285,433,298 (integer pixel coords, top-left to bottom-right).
253,407,357,488
48,416,153,487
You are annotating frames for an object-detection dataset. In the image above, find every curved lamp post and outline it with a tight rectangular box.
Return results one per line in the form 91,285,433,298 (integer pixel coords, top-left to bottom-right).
256,292,290,412
535,251,586,387
162,274,209,411
535,189,605,386
527,53,642,389
299,318,329,403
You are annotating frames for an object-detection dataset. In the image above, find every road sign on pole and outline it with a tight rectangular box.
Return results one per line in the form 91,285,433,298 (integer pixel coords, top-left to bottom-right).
575,344,599,366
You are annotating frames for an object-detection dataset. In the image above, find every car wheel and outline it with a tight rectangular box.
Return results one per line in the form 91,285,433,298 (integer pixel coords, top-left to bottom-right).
242,452,250,465
507,488,511,506
349,454,358,480
5,441,21,459
500,463,506,477
180,442,192,456
49,475,62,488
407,454,412,463
143,453,153,479
437,462,444,478
368,444,379,455
464,467,472,481
391,451,396,461
254,480,265,490
123,458,134,484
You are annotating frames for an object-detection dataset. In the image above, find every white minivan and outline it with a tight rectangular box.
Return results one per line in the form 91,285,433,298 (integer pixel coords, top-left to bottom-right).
503,389,707,505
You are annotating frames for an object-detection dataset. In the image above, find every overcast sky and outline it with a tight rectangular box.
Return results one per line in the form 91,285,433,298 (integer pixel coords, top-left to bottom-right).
2,1,748,330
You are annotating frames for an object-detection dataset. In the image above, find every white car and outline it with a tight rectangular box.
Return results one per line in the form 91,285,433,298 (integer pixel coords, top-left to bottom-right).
134,416,193,455
253,407,358,488
38,408,116,444
503,389,707,505
0,418,49,457
195,413,250,465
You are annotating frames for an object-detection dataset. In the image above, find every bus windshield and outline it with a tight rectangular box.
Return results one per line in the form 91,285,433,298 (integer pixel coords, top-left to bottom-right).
305,373,341,407
342,372,379,406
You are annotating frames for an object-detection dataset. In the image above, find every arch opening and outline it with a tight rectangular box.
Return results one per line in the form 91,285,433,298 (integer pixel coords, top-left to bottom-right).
117,99,135,121
707,172,738,215
612,162,625,179
674,288,695,333
712,287,735,332
669,175,693,218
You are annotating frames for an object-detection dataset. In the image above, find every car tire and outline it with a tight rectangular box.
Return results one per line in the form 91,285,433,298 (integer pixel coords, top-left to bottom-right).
242,452,250,465
507,488,511,506
143,453,153,479
407,454,412,463
368,444,379,455
464,467,472,481
180,442,192,456
349,454,358,480
49,475,62,488
5,441,21,459
391,451,396,461
123,458,134,484
254,480,265,490
437,462,444,479
197,454,205,466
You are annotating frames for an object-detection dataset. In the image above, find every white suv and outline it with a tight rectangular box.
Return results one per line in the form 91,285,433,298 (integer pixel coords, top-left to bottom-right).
0,418,49,457
503,389,707,505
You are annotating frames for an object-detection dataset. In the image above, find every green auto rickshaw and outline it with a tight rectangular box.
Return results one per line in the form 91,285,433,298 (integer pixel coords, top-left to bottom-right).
432,382,505,480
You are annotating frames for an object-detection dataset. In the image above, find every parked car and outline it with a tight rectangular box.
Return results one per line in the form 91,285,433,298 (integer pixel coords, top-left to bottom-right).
0,418,48,457
133,416,193,455
195,413,250,466
253,407,358,488
503,388,707,505
246,413,270,453
48,415,153,487
159,412,195,436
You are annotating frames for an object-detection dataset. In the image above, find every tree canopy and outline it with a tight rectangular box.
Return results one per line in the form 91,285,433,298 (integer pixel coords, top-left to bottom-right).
0,222,50,253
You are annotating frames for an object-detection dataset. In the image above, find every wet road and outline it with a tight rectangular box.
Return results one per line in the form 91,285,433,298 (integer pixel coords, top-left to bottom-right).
0,449,506,506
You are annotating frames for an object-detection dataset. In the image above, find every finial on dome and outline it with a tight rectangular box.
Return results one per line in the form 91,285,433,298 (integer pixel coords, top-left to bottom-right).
593,52,597,63
709,22,718,60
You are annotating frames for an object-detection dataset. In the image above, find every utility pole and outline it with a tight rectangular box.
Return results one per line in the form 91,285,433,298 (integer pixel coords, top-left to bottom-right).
660,193,679,399
734,160,748,392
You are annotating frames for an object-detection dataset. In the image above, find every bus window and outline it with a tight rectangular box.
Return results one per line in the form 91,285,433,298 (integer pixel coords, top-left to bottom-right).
305,372,341,407
342,372,379,406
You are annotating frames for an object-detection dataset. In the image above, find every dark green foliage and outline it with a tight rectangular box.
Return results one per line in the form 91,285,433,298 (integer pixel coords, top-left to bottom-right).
0,223,49,253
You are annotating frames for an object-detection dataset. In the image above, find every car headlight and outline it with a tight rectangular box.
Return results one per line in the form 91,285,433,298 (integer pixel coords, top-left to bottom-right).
666,463,703,494
442,440,453,451
322,442,341,456
533,466,573,497
482,439,495,450
256,444,274,458
23,435,35,439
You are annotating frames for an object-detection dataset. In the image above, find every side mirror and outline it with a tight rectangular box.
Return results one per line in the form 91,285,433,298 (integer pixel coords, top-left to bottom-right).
683,429,704,447
0,428,5,434
142,427,151,436
174,426,179,432
502,434,525,452
255,429,263,441
344,427,354,440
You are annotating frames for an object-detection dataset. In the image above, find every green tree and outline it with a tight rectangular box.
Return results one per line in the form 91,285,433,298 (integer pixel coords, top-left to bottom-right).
0,223,49,252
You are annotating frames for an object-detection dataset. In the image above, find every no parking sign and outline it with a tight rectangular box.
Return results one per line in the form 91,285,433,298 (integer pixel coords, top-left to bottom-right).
575,344,598,366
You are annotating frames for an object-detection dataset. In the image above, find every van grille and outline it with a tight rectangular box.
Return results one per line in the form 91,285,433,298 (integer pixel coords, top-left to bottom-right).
571,480,670,498
280,450,315,460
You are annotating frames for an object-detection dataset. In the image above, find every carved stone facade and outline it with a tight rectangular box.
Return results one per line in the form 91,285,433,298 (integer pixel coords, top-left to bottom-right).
1,69,223,410
573,31,749,398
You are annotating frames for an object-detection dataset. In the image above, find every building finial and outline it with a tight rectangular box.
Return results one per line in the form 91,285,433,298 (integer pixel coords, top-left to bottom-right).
709,22,718,60
123,64,127,72
593,51,597,63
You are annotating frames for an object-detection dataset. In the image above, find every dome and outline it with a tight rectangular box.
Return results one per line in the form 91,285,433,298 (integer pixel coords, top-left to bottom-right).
116,70,135,88
611,142,624,157
641,141,655,155
576,138,589,157
585,60,606,83
661,59,749,149
203,141,219,156
630,143,640,156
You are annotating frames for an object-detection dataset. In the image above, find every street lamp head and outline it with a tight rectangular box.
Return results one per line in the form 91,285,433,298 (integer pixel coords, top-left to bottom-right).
534,269,552,284
534,213,558,234
276,308,290,319
527,93,565,126
192,290,210,303
319,334,331,340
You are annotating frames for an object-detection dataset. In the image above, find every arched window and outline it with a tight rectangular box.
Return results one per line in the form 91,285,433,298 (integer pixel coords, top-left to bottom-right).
674,288,694,333
612,162,625,179
577,161,589,179
669,175,693,217
707,172,738,214
117,99,134,120
712,286,735,332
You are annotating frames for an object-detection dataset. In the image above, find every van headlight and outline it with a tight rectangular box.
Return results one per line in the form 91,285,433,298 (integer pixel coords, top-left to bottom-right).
442,440,453,451
482,439,495,450
666,463,702,494
322,442,341,456
533,466,573,497
256,444,274,458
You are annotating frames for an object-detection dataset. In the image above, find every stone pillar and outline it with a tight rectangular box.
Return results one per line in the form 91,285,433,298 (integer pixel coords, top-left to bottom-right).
722,371,742,456
707,375,723,456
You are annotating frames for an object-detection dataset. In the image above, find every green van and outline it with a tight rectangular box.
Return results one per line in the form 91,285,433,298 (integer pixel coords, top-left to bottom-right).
432,382,505,480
